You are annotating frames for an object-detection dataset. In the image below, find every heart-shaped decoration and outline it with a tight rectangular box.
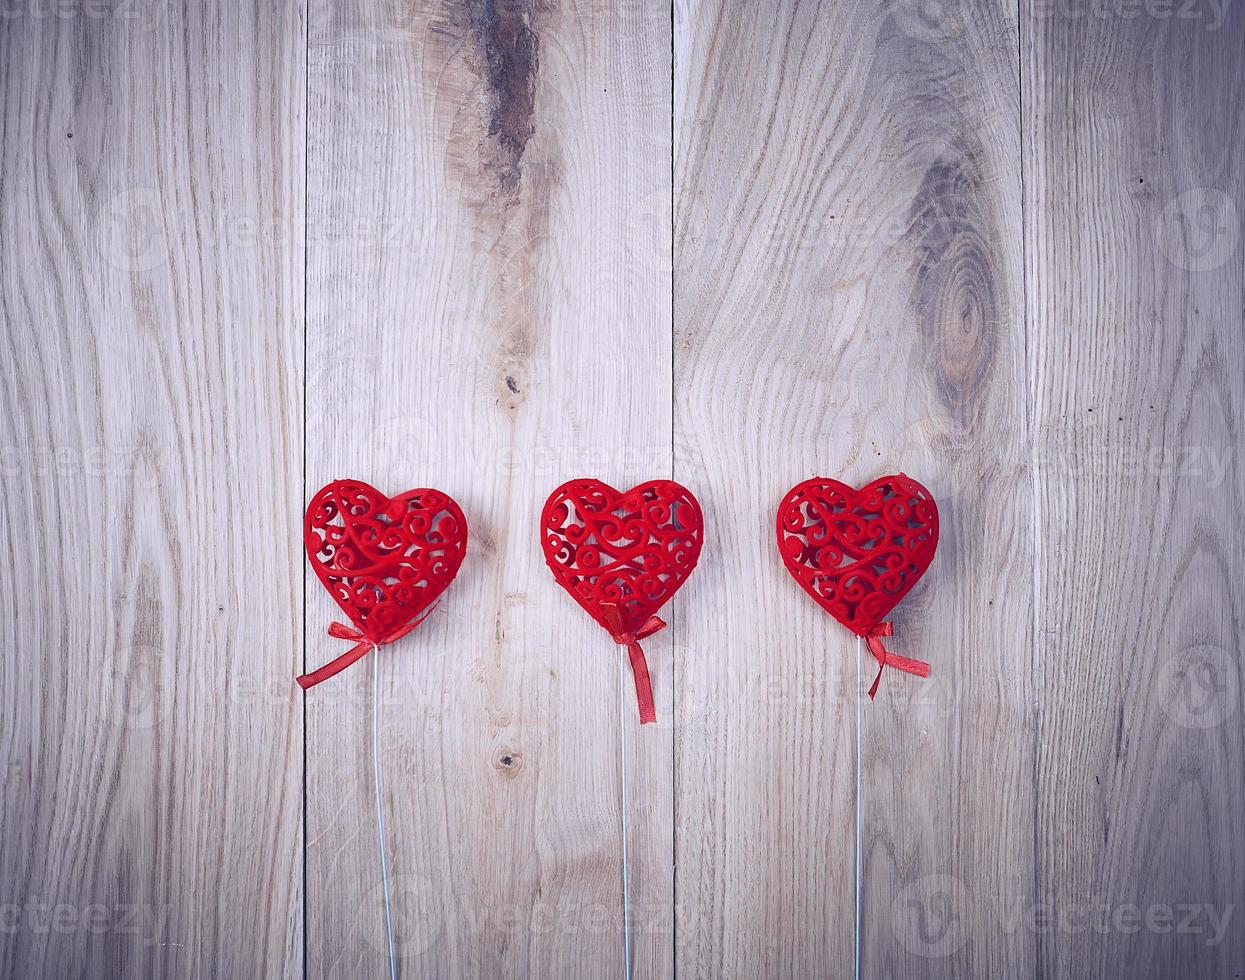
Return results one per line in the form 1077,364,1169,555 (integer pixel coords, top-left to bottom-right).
776,473,938,634
305,479,468,642
540,478,704,634
540,477,703,724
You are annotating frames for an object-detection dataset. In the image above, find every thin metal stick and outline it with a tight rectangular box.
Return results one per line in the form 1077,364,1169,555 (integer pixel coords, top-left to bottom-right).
372,645,397,980
619,646,633,979
854,635,862,980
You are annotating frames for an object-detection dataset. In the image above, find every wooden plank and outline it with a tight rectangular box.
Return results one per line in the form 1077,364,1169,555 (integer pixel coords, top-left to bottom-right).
845,5,1033,980
674,1,1030,976
1026,3,1245,977
671,3,859,975
304,1,672,976
0,3,305,978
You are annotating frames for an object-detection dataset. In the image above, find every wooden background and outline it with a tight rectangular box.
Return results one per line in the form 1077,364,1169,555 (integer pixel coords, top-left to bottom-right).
1,0,1241,977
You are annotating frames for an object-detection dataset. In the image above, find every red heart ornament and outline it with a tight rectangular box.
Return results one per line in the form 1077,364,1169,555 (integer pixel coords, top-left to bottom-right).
540,478,703,723
298,479,467,688
776,474,938,696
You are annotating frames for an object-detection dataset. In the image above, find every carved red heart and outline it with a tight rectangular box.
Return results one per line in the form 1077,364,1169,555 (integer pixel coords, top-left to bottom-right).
540,478,703,635
776,473,938,634
304,479,468,642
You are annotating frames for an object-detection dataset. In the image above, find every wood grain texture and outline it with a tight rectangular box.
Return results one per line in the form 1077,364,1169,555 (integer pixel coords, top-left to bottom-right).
672,2,865,974
0,2,305,978
304,0,672,976
848,4,1034,979
3,0,1243,977
1026,1,1245,977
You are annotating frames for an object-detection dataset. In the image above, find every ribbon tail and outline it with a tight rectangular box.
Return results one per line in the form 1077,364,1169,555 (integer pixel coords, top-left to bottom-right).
623,639,657,726
297,605,440,691
296,637,373,690
864,632,930,700
599,604,663,724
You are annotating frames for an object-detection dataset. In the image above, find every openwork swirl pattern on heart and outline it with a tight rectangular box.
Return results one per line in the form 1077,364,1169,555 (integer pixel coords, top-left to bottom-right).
541,479,703,632
305,481,467,642
541,478,703,723
776,473,938,635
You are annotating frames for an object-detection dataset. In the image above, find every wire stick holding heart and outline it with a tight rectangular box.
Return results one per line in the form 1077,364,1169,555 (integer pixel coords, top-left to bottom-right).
300,479,468,976
618,644,633,978
540,477,704,976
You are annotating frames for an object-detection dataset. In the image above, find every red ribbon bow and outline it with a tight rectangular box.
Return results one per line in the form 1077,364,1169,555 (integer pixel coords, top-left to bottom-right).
296,606,438,690
600,602,665,725
863,621,930,699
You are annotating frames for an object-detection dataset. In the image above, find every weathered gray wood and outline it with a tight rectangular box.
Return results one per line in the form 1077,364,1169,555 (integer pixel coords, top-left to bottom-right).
846,4,1034,979
4,1,1242,976
0,2,305,978
304,1,672,976
673,2,872,974
1026,2,1245,977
